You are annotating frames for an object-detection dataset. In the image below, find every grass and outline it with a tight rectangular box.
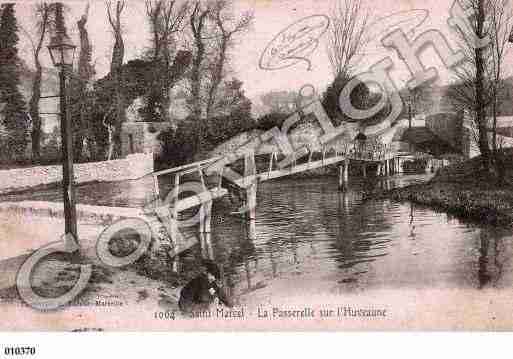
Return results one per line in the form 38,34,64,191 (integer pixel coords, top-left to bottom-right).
387,149,513,228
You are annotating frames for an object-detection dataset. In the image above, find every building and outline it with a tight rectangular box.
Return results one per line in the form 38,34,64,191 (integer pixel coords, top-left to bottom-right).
462,113,513,158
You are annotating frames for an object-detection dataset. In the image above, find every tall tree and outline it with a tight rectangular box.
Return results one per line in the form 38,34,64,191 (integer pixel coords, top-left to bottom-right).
106,0,125,159
323,0,371,127
188,0,253,155
326,0,369,79
475,0,489,169
487,0,512,182
189,0,210,150
144,0,189,125
26,2,53,163
205,0,253,120
71,3,96,161
0,3,28,161
205,77,253,146
448,0,512,175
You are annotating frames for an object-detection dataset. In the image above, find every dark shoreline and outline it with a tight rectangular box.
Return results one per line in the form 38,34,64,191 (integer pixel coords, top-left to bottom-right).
383,181,513,228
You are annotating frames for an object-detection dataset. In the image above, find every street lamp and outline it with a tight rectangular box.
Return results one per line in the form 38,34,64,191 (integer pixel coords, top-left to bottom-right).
48,31,78,244
407,94,413,129
48,32,76,69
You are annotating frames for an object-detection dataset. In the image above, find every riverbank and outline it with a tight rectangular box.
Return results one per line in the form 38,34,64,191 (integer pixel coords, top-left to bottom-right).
386,152,513,227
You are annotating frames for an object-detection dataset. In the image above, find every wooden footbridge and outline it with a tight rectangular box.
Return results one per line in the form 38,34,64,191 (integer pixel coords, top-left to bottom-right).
150,138,406,246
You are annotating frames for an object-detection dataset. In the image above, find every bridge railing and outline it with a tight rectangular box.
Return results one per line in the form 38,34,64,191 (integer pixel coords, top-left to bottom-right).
321,140,393,162
151,156,224,203
152,137,395,210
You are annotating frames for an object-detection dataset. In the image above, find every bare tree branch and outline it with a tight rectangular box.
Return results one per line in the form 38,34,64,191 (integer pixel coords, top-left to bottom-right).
326,0,370,79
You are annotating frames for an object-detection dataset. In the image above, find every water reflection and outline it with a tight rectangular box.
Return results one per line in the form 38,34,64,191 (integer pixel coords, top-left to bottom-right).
177,175,513,301
476,227,507,289
12,172,513,299
478,229,492,288
409,202,416,240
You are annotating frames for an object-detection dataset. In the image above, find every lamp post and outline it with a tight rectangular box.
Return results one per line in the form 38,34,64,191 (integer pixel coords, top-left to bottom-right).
407,94,412,129
48,30,77,243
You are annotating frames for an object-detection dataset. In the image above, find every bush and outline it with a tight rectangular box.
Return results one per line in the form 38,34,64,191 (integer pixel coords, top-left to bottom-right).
253,112,289,131
156,119,198,169
157,113,256,169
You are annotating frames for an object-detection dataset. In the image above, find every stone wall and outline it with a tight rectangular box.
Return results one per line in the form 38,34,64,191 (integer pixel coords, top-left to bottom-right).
0,153,153,194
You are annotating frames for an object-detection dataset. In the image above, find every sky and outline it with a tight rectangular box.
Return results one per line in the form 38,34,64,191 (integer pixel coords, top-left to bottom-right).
11,0,513,105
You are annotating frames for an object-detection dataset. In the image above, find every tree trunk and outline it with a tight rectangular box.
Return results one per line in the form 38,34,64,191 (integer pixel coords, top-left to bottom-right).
191,44,204,121
74,5,94,162
475,0,491,171
113,34,125,158
206,39,227,120
30,62,42,163
189,3,211,155
108,1,126,159
191,27,205,153
491,94,506,185
492,95,497,153
29,4,50,163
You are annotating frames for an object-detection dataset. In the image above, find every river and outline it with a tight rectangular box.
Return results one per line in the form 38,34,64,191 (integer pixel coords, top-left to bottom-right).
178,174,513,304
3,174,513,306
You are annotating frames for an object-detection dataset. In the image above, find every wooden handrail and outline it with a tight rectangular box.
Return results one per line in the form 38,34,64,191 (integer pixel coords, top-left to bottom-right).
152,156,222,177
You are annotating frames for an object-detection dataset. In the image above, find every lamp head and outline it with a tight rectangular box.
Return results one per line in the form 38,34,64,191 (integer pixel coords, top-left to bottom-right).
48,31,76,69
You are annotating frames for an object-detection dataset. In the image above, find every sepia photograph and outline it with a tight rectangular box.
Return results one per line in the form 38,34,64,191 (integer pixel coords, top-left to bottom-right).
0,0,513,335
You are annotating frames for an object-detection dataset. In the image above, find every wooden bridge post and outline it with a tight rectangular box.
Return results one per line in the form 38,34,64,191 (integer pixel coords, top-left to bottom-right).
198,167,213,234
247,183,257,221
171,174,181,272
338,158,349,191
248,219,257,240
338,165,344,191
199,200,213,233
244,151,258,221
199,232,214,260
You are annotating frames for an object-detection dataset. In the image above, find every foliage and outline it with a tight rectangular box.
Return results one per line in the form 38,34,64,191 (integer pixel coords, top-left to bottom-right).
0,3,28,161
143,0,190,125
254,112,289,131
158,77,254,166
69,3,96,162
447,0,512,175
139,50,192,122
326,0,369,78
322,74,391,126
157,118,198,168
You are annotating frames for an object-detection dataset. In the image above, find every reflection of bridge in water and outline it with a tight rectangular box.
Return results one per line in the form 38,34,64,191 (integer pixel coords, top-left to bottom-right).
152,118,447,261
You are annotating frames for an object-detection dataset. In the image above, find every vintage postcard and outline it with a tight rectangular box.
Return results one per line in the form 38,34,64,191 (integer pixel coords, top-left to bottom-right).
0,0,512,333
